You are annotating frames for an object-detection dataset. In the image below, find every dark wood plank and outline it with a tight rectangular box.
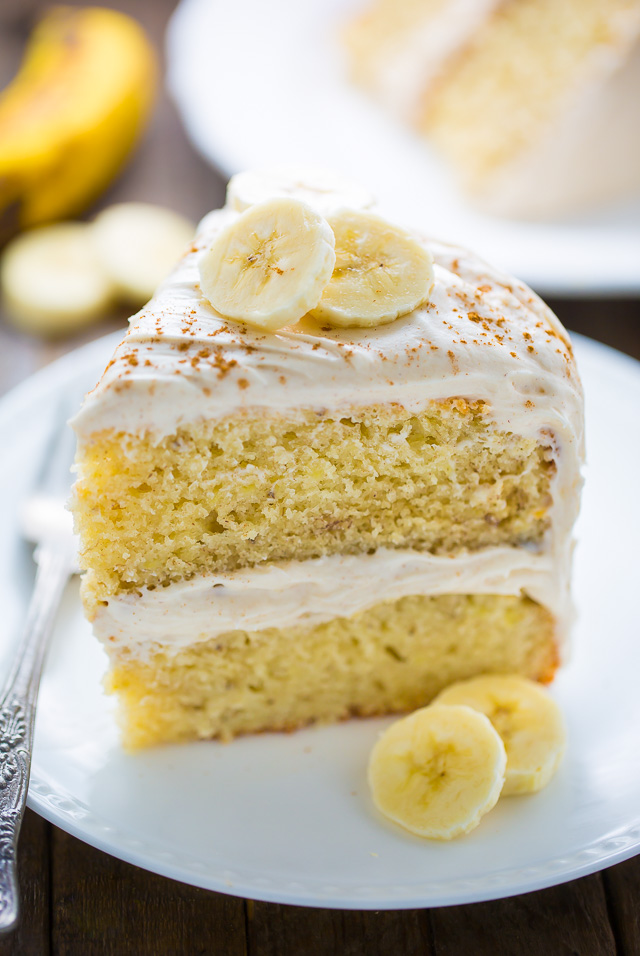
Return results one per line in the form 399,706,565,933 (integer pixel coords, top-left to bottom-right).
603,856,640,956
246,900,433,956
50,826,246,956
428,874,617,956
0,809,50,956
548,297,640,361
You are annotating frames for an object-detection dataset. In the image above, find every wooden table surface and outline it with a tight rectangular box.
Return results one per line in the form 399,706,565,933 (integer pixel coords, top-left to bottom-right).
1,2,639,953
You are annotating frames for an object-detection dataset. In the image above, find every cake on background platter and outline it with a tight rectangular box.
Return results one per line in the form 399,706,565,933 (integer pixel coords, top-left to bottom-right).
70,167,584,749
344,0,640,219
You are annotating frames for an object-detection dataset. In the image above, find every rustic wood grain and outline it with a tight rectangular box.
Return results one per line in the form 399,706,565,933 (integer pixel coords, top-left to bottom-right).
0,810,49,956
429,874,617,956
246,901,433,956
50,825,246,956
603,855,640,956
0,0,639,953
547,298,640,360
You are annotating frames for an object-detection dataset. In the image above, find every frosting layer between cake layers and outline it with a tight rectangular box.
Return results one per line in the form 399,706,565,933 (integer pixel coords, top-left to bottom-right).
93,546,569,660
73,207,584,660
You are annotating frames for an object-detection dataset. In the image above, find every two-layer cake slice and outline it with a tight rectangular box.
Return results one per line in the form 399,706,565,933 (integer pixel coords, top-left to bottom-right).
71,172,584,748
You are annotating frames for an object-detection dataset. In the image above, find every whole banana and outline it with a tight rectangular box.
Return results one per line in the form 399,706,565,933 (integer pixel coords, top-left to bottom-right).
0,6,157,241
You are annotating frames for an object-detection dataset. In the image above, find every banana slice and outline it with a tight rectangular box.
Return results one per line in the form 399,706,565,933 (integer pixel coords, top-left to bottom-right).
199,198,336,331
92,203,195,305
368,705,506,840
309,210,434,328
435,676,566,796
1,223,113,335
226,166,375,217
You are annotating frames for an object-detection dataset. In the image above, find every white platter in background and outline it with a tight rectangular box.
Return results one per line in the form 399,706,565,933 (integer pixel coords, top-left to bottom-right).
167,0,640,295
165,0,640,297
0,332,636,907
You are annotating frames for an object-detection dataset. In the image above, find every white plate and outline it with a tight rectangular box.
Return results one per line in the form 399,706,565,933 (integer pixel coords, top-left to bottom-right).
1,333,637,909
165,0,640,296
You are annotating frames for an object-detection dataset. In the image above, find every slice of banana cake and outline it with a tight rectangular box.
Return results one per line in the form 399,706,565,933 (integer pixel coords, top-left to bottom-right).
344,0,640,218
71,167,584,748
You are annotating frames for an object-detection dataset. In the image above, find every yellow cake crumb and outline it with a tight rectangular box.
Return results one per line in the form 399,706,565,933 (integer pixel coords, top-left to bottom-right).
421,0,635,187
107,592,557,749
73,399,554,611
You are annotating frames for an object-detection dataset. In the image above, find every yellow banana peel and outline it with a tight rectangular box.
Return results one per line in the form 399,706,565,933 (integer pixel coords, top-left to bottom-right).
0,6,157,239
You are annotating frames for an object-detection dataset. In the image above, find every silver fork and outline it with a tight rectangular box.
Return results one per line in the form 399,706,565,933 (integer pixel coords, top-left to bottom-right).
0,409,78,935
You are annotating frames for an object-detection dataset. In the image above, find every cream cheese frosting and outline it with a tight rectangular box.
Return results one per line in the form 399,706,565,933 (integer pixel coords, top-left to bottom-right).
73,199,584,660
94,545,571,660
72,208,582,446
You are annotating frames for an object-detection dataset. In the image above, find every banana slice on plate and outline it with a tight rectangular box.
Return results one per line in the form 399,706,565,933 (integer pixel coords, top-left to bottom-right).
368,704,506,840
226,166,375,217
1,223,113,335
310,210,434,328
435,675,566,795
199,197,336,331
92,203,195,305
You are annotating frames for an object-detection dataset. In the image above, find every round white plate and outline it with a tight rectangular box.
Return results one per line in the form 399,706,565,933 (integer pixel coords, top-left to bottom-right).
2,333,639,909
165,0,640,297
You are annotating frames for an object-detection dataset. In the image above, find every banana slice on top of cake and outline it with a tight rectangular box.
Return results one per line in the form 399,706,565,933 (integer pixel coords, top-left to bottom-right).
70,166,584,749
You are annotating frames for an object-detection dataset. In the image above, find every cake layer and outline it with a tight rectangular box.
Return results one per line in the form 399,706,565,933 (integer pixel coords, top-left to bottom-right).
345,0,501,119
456,37,640,218
93,545,569,661
345,0,640,217
344,0,450,90
75,401,555,600
420,0,640,213
107,592,557,748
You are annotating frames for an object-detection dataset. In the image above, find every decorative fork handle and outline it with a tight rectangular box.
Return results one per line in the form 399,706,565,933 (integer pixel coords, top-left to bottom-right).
0,543,75,934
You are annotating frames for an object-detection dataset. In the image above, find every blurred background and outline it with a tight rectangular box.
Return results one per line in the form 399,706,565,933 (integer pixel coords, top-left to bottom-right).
0,0,638,401
0,4,638,942
0,0,226,396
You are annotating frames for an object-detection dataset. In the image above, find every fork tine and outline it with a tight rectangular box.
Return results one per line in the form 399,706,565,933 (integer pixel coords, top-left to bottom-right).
0,393,80,934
